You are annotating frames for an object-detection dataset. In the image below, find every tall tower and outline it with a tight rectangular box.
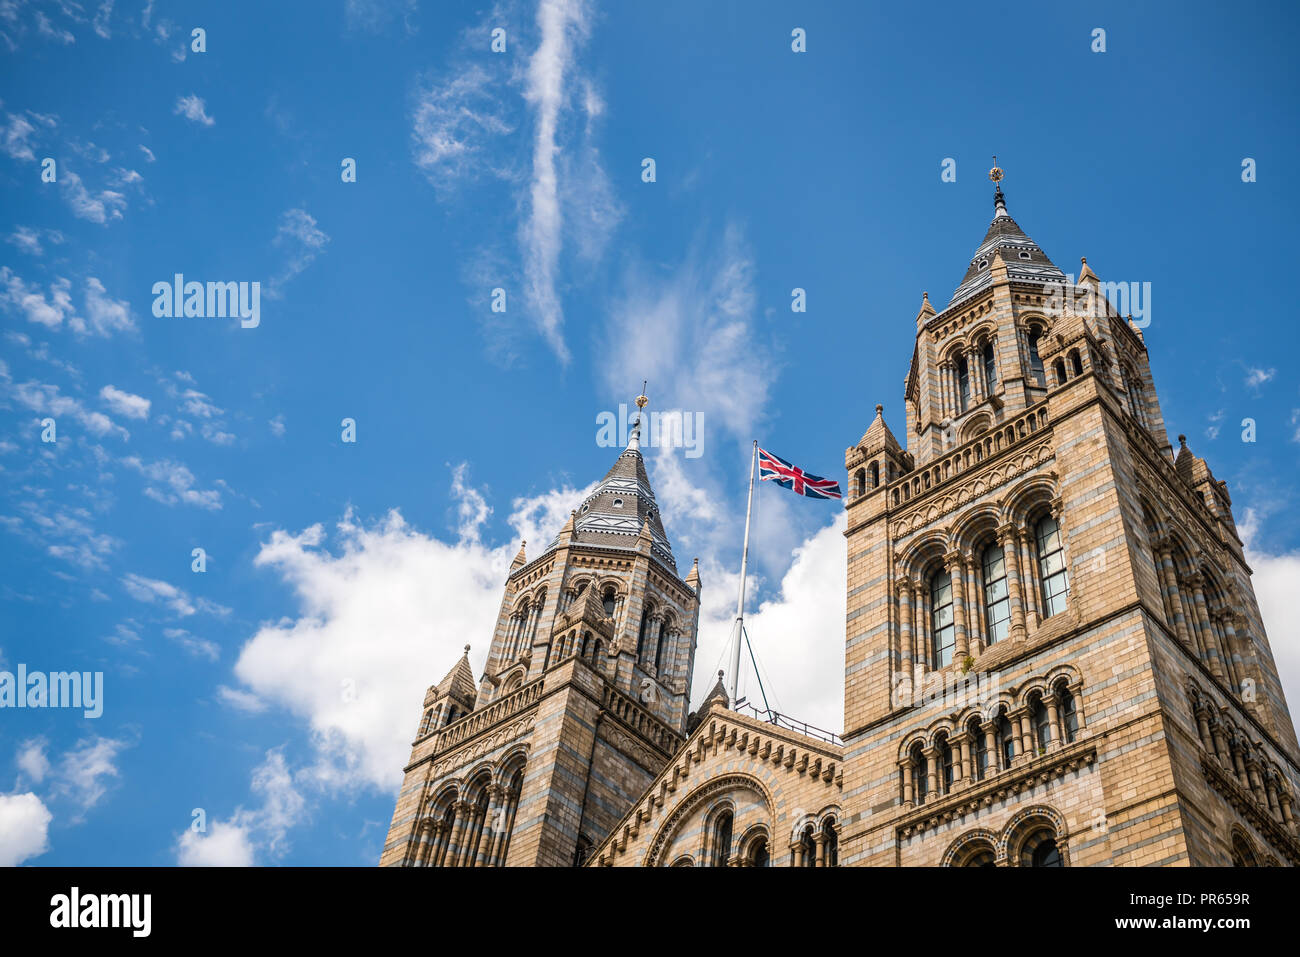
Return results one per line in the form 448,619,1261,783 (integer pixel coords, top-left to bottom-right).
379,398,702,867
839,169,1300,866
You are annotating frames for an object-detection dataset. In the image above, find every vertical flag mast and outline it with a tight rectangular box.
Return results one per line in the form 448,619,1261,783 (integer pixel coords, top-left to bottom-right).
728,440,758,701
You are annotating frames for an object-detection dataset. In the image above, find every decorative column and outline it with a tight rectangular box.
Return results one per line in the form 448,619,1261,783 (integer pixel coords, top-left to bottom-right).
901,760,915,808
964,557,984,658
790,841,805,868
948,550,969,662
999,525,1027,640
474,785,505,867
897,582,914,675
1011,708,1031,765
912,579,926,678
1189,575,1224,680
1210,722,1230,767
1194,706,1213,751
954,732,970,786
923,747,939,797
981,721,998,774
1279,792,1296,834
1157,545,1192,647
1217,612,1242,692
445,800,473,867
814,830,828,867
1018,530,1040,629
428,820,449,867
1044,692,1061,751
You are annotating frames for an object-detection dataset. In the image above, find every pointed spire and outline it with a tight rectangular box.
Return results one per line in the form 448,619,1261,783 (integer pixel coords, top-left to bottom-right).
684,557,700,592
627,383,649,452
510,540,527,570
1078,255,1099,286
989,157,1008,220
701,669,730,711
915,290,936,328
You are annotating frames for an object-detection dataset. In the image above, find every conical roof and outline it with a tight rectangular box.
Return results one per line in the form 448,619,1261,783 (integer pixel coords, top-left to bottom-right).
437,645,478,703
542,409,676,570
946,187,1066,310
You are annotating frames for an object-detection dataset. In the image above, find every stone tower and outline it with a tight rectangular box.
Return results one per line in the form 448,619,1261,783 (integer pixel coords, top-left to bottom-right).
379,403,702,867
837,176,1300,866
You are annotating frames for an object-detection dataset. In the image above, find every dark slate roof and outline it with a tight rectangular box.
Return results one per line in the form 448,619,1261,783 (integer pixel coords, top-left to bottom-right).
544,443,676,570
946,191,1066,310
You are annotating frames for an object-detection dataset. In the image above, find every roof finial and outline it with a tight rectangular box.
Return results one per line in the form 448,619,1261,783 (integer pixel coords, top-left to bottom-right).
463,644,471,654
990,156,1008,219
628,381,649,452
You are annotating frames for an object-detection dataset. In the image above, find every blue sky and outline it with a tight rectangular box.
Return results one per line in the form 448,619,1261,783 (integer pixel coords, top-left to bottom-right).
1,0,1297,866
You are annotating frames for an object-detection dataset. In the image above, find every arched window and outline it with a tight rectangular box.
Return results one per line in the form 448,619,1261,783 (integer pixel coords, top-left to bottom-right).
997,709,1016,769
1035,515,1070,618
1231,833,1257,867
602,588,616,617
958,355,970,411
969,717,988,781
854,468,866,496
930,570,955,668
711,810,733,867
822,818,839,866
748,836,770,868
1021,829,1063,867
1027,329,1045,386
910,743,928,804
1069,348,1083,378
636,608,652,660
1030,695,1051,754
1058,685,1079,743
1053,358,1067,387
983,341,997,391
956,844,997,867
799,825,816,867
982,542,1010,644
419,709,433,735
869,461,880,489
654,619,673,672
938,736,954,793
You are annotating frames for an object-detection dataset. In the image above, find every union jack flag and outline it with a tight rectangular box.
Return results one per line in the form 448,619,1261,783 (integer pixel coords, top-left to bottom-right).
758,447,842,500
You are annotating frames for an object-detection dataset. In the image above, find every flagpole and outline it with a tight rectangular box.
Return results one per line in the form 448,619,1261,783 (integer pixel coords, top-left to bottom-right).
729,440,758,701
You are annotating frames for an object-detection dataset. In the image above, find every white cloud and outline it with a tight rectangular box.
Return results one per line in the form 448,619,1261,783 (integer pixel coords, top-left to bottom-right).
121,572,197,616
226,466,577,792
99,384,150,420
35,11,74,44
93,0,113,39
269,414,286,437
120,455,222,509
0,500,119,571
0,267,74,329
1,112,38,161
175,819,255,866
174,94,214,127
217,685,267,713
1244,367,1275,390
6,376,129,439
1240,510,1300,717
16,739,50,784
59,169,126,224
176,750,304,866
52,737,127,819
412,64,515,188
692,515,847,732
602,224,773,445
519,0,593,364
138,144,155,163
0,792,51,866
267,208,329,299
164,627,219,660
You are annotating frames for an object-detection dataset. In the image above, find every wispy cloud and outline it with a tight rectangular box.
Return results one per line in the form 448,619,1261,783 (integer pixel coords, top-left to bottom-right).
120,456,223,510
173,93,214,127
175,750,305,865
99,384,150,420
266,208,329,299
59,168,126,223
1244,366,1275,390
